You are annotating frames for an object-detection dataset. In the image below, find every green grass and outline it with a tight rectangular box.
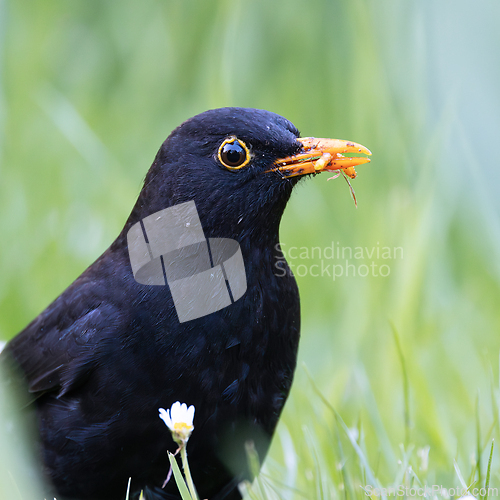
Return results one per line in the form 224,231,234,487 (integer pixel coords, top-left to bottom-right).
2,0,500,498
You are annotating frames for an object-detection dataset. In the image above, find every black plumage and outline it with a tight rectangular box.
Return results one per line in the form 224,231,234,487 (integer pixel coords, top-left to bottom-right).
1,107,369,500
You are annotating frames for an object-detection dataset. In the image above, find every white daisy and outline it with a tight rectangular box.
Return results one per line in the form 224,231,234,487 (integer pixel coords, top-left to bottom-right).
159,402,195,445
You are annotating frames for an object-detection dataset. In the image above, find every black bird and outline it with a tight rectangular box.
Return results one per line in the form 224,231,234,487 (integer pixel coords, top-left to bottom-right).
0,108,370,500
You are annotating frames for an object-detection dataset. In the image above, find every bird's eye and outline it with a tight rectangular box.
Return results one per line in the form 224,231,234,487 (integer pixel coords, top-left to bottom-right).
218,137,251,170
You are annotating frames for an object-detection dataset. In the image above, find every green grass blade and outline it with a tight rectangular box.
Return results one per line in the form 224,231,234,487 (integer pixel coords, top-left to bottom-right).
476,392,482,485
482,440,494,500
168,451,193,500
453,459,469,491
390,322,411,447
303,364,385,500
125,477,132,500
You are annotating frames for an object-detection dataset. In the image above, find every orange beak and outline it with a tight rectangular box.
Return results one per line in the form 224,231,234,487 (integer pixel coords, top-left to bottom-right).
270,137,372,179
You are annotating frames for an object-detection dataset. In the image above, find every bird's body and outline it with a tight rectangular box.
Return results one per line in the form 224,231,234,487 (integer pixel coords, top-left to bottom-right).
1,108,370,500
10,236,299,500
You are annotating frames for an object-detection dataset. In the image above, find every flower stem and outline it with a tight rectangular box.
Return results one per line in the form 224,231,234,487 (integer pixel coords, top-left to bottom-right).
180,444,198,500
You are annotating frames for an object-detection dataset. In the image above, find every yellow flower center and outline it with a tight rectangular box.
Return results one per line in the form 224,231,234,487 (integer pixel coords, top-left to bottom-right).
173,422,193,432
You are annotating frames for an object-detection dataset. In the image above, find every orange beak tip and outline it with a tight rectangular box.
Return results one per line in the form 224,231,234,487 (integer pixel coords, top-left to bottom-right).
270,136,372,179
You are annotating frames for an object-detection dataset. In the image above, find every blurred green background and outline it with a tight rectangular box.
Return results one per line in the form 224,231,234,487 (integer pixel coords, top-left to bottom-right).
1,0,500,498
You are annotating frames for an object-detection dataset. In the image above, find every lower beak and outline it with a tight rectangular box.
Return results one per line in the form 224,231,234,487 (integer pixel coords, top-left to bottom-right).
271,137,371,179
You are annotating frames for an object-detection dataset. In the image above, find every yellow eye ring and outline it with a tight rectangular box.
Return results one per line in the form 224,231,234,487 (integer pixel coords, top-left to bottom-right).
218,136,251,170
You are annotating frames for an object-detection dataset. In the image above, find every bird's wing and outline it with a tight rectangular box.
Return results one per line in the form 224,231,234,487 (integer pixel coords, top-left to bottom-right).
1,277,123,400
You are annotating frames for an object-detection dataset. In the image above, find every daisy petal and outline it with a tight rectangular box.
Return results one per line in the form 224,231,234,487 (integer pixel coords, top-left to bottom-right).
186,405,195,426
158,408,173,430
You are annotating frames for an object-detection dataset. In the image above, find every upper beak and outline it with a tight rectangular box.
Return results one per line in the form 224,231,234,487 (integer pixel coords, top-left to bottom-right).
270,137,372,179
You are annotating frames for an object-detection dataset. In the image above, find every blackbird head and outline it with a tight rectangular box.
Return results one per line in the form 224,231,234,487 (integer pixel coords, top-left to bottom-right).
126,107,370,243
